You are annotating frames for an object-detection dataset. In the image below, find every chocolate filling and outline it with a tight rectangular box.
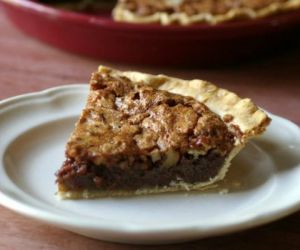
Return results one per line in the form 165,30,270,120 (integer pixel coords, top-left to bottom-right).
56,150,225,191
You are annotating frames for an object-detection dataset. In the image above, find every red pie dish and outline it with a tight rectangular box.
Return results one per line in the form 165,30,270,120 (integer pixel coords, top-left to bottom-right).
1,0,300,66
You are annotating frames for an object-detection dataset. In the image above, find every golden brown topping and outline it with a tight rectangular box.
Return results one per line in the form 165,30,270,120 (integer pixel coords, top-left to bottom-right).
66,70,234,167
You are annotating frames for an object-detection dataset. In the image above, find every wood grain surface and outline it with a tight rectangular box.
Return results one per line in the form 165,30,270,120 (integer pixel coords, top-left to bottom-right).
0,7,300,250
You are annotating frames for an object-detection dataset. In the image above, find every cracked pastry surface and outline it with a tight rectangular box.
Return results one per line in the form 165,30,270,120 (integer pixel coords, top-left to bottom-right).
113,0,300,25
56,66,270,199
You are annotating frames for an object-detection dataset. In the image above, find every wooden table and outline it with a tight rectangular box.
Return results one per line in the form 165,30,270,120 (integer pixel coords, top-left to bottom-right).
0,8,300,250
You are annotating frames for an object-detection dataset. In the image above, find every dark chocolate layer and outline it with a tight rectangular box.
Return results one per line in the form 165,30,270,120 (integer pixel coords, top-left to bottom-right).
56,150,225,191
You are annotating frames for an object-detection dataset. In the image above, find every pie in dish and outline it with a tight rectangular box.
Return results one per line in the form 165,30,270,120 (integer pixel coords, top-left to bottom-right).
113,0,300,25
56,66,270,199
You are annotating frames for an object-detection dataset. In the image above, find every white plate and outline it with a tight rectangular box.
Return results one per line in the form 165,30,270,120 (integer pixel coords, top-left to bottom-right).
0,85,299,244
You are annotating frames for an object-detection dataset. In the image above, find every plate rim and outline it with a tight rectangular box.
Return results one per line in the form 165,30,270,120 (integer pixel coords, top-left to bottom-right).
0,84,300,241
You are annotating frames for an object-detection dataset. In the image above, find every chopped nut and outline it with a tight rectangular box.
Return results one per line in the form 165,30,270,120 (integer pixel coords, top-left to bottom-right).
161,149,180,168
150,149,161,162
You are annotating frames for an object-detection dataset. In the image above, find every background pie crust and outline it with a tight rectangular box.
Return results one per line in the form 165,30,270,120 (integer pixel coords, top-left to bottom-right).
113,0,300,25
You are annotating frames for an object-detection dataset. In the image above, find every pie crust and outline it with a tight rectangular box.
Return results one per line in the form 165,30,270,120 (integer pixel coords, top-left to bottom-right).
113,0,300,25
56,66,270,199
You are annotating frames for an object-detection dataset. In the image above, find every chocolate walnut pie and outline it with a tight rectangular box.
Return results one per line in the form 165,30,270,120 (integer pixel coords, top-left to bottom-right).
56,66,270,199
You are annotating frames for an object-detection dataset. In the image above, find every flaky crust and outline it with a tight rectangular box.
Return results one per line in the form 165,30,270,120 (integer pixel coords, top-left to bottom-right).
113,0,300,25
57,66,270,199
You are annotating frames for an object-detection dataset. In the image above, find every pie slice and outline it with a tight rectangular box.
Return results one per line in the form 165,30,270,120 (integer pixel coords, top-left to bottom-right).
113,0,300,25
56,66,270,199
